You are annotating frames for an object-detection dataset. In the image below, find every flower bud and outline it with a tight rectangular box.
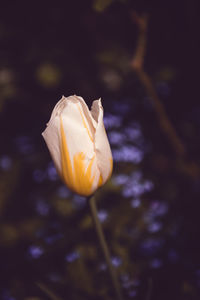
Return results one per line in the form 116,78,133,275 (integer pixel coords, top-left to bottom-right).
42,95,113,196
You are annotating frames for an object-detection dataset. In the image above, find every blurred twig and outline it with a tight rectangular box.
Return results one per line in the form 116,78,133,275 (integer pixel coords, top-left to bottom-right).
37,282,63,300
130,12,200,178
130,12,186,158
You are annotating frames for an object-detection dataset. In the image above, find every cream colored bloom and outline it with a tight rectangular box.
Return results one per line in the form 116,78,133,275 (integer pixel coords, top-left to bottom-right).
42,95,113,196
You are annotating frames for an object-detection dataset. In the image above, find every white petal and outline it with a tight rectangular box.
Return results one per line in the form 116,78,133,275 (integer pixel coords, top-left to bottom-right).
61,96,95,160
47,95,66,125
91,99,113,183
60,96,101,194
75,95,97,129
42,115,62,174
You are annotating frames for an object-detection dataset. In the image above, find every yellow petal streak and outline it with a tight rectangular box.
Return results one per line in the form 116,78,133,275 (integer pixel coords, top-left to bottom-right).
76,104,94,142
60,118,96,196
98,174,103,187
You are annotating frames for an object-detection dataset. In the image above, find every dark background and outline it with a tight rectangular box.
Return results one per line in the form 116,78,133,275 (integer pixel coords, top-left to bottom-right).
0,0,200,299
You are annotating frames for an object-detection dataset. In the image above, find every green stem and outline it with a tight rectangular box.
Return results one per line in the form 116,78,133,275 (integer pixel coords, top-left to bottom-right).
88,195,123,300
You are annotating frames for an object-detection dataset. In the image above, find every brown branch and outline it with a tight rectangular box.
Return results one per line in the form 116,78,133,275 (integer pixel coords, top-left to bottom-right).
130,12,186,158
37,282,63,300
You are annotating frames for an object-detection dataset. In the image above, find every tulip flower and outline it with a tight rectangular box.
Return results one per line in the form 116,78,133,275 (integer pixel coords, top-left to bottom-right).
42,95,113,196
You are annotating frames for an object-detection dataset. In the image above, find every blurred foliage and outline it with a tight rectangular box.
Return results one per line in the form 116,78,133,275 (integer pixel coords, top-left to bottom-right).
0,0,200,300
36,63,61,88
93,0,114,12
93,0,128,12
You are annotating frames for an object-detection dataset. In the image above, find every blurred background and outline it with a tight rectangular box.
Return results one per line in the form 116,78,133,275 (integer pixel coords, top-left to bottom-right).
0,0,200,299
